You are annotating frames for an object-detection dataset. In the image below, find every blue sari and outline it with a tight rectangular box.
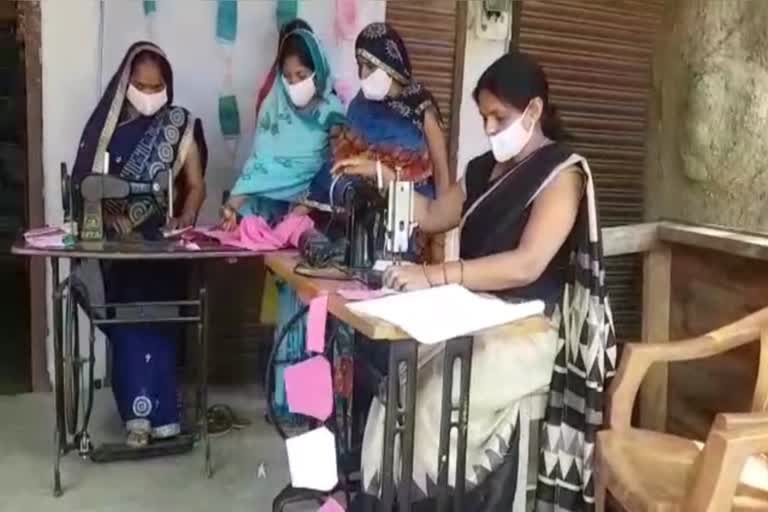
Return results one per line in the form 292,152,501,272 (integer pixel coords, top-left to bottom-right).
72,42,205,438
308,23,444,208
229,29,345,424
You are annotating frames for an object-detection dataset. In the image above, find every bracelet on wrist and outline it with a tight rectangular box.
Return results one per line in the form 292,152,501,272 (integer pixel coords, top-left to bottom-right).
423,263,435,288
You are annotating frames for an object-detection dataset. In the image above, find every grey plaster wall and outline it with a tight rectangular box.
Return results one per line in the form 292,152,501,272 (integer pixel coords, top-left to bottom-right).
646,0,768,230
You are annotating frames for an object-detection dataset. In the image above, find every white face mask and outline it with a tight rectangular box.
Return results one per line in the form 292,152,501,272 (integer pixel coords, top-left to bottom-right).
283,73,317,108
360,68,393,101
126,84,168,117
488,107,535,162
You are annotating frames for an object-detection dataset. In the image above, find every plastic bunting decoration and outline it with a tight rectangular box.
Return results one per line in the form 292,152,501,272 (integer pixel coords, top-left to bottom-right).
216,0,238,44
143,0,157,16
216,0,241,159
276,0,299,30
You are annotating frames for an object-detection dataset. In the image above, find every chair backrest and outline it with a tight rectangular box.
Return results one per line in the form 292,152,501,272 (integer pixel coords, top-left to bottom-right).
752,330,768,412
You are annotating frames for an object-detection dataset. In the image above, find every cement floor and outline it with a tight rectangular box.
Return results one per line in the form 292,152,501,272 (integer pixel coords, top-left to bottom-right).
0,386,319,512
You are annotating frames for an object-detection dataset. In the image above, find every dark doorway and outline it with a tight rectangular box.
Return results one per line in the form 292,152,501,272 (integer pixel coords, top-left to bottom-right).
0,1,30,394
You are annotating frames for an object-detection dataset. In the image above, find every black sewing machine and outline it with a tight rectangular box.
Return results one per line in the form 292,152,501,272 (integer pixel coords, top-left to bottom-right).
298,173,416,289
62,161,171,241
298,175,385,285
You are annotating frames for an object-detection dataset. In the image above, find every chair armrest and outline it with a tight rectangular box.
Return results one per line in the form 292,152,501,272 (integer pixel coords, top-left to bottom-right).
713,412,768,431
607,309,768,431
684,412,768,512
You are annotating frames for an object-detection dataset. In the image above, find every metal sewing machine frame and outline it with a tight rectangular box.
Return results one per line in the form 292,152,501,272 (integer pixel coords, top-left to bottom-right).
299,167,417,284
64,154,173,241
384,170,417,265
50,162,212,497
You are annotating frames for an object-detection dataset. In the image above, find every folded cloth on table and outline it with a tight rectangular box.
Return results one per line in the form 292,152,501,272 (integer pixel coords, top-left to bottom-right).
23,226,75,249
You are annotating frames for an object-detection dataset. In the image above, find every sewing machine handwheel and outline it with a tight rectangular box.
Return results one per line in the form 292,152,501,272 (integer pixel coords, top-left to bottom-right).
60,162,72,220
63,289,81,437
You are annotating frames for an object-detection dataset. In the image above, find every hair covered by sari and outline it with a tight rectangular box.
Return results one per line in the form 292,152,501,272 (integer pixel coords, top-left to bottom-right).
334,22,443,184
254,18,313,122
72,41,207,235
231,28,345,206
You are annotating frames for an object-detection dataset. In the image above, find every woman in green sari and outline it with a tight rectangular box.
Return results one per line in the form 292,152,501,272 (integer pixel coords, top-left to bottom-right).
220,27,345,423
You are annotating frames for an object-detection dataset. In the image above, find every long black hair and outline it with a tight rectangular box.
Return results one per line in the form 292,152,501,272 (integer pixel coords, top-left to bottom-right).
473,51,569,142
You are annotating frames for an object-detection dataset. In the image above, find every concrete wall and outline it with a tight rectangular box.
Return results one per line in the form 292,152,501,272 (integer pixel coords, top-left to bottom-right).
445,2,511,260
455,3,510,180
645,0,768,230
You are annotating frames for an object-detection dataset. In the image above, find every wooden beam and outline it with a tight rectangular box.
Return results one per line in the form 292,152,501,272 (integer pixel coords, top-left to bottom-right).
447,1,467,182
18,0,48,392
659,222,768,262
602,222,660,257
639,246,672,431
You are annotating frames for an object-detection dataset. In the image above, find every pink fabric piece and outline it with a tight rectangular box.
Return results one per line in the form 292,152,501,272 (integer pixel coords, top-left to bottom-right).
272,212,315,248
318,497,345,512
284,355,333,421
335,0,359,41
306,294,329,354
197,213,314,252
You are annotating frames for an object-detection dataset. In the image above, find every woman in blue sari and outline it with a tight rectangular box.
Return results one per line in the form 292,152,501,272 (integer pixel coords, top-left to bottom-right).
72,42,206,447
220,27,345,424
311,22,451,262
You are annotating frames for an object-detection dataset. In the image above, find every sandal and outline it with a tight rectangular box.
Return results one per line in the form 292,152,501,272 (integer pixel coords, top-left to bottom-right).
126,429,150,448
207,404,251,437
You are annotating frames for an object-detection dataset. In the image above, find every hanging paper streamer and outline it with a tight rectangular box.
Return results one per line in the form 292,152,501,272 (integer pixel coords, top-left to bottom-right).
216,0,238,45
276,0,299,30
219,94,241,140
335,0,359,42
334,79,357,107
216,0,241,157
142,1,158,41
143,1,157,16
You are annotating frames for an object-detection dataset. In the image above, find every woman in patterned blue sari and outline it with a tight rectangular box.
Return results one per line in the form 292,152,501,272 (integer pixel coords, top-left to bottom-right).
72,42,206,447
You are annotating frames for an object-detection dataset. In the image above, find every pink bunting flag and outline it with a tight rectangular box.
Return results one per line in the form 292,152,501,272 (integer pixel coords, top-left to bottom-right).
306,294,329,353
284,355,333,421
318,497,345,511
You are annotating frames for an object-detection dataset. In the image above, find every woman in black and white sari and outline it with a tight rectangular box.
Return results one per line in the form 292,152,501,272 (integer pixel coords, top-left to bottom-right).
335,51,616,512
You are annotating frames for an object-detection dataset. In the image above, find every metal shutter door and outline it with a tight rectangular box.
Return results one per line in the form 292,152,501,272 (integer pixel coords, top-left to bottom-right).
515,0,663,338
385,1,462,145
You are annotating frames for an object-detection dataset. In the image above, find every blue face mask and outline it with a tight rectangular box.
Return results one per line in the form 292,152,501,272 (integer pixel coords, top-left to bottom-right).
216,0,238,44
219,94,241,139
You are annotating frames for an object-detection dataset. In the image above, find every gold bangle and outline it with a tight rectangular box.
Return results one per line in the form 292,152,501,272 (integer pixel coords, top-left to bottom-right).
423,263,435,288
459,259,465,285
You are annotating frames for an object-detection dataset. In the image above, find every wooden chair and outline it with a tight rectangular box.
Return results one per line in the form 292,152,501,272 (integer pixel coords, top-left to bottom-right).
596,307,768,511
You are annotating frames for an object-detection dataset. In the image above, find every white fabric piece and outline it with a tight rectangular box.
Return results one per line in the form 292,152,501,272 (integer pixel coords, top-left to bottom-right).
347,284,545,344
285,427,338,492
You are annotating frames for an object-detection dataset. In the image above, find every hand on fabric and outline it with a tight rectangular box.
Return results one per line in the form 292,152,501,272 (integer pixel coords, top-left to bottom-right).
167,211,196,230
219,205,239,232
331,157,377,178
383,264,435,292
106,213,133,236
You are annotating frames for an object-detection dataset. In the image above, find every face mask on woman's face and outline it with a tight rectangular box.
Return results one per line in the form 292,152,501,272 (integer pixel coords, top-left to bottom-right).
488,106,535,162
282,73,316,108
126,84,168,117
360,68,393,101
